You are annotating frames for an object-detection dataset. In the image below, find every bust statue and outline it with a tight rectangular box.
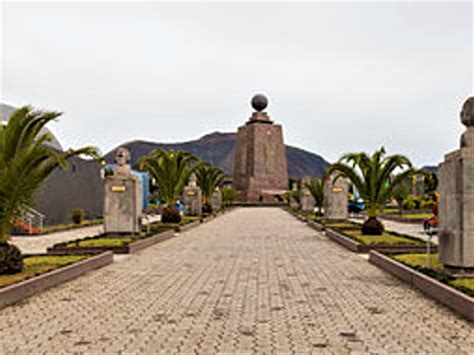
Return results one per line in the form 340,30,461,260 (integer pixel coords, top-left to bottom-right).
113,147,132,178
460,97,474,148
189,172,197,188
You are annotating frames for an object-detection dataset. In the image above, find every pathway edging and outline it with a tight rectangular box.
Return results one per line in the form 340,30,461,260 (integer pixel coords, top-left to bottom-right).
0,252,113,310
369,251,474,321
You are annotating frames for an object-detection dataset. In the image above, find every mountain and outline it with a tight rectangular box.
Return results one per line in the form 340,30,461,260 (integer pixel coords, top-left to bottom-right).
105,132,330,178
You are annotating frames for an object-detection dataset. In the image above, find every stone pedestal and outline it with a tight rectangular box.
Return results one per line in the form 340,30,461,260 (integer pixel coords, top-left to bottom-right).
233,95,288,202
324,174,349,221
211,189,222,211
300,176,315,212
439,97,474,271
104,177,143,234
183,174,202,216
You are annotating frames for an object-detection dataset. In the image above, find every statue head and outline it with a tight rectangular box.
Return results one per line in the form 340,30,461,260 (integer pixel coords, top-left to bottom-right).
115,147,131,167
460,97,474,148
461,97,474,128
189,172,197,187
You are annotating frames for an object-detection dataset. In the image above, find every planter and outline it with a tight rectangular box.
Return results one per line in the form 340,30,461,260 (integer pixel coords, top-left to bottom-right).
325,228,362,252
306,219,325,232
369,251,474,321
324,228,437,254
47,230,176,255
178,220,201,233
0,252,113,310
380,214,426,224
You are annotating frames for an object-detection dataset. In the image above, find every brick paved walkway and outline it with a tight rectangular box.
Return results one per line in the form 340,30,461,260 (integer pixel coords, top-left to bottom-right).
0,208,472,354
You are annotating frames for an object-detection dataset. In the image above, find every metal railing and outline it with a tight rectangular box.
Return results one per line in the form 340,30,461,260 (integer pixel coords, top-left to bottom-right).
19,207,45,235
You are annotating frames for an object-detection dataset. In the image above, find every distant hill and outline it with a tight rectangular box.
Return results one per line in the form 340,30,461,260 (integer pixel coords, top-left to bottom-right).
105,132,330,178
422,166,438,174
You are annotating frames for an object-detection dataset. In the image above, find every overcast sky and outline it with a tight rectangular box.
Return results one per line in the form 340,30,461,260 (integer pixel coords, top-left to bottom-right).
1,2,473,166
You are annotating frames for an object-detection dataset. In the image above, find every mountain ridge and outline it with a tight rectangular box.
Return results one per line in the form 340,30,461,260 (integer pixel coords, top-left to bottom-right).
105,132,331,179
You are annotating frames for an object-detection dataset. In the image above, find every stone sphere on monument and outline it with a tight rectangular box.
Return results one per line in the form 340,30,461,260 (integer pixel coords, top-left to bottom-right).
251,94,268,112
460,96,474,127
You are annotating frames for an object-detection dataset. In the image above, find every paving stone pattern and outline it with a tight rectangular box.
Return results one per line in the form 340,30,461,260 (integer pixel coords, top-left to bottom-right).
1,208,472,354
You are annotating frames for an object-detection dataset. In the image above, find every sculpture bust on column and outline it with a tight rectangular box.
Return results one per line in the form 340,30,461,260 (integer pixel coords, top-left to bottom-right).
299,176,315,212
438,96,474,273
104,147,143,234
183,172,202,216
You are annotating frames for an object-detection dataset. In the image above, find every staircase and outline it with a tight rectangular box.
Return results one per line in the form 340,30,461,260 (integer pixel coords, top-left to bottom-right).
13,207,45,235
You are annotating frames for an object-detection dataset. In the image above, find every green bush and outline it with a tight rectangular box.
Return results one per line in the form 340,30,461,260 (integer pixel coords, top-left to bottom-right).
162,205,182,224
421,199,437,210
402,195,422,210
71,209,84,225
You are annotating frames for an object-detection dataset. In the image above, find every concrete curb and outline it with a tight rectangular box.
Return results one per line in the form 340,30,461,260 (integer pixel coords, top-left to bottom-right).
369,251,474,321
0,252,113,310
47,230,176,255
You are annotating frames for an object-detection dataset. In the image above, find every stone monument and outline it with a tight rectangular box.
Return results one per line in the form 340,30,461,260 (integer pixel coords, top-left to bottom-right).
438,97,474,272
211,187,223,211
300,176,315,212
233,94,288,201
183,173,202,216
324,173,349,221
104,147,143,234
289,181,300,210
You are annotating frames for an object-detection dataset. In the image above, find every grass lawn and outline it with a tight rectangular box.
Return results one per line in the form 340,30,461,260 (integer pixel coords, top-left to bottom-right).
0,255,89,288
393,253,474,297
66,238,132,248
397,213,431,220
325,222,422,245
343,230,420,245
42,219,103,233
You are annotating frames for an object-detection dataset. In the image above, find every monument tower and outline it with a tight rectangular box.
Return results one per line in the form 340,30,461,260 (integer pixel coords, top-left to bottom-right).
233,94,288,201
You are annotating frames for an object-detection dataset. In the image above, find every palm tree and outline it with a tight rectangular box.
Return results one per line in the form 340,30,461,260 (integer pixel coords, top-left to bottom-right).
391,176,412,215
221,186,239,207
0,106,99,274
138,149,198,222
195,163,227,213
305,177,324,216
326,147,416,235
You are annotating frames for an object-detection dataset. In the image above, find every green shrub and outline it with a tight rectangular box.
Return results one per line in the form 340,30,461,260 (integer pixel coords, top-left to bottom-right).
402,195,422,210
162,205,182,224
421,199,437,210
71,209,84,225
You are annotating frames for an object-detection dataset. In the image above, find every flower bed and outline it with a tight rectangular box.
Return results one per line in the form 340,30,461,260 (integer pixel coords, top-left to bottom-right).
324,221,436,254
0,252,113,309
47,230,176,255
47,216,205,255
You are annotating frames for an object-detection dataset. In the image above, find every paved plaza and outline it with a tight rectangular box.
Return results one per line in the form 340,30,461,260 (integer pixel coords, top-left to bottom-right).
11,225,104,254
0,208,472,354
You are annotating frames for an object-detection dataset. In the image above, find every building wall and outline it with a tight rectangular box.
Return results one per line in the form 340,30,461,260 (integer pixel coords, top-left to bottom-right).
35,157,104,226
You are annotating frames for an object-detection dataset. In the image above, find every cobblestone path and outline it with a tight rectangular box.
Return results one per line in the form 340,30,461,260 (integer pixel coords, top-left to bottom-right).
0,208,472,354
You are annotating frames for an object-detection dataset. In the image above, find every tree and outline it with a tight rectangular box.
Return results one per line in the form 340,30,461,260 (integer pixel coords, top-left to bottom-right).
0,106,99,274
327,147,416,235
138,150,198,222
423,172,438,198
305,177,324,216
222,186,239,206
195,163,227,212
391,175,412,215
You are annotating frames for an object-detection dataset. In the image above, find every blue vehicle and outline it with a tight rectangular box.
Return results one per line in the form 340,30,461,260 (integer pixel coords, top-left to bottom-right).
348,191,365,213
